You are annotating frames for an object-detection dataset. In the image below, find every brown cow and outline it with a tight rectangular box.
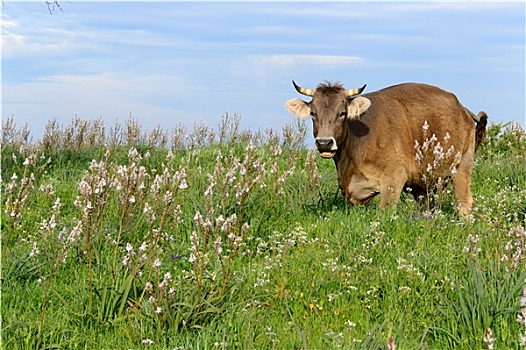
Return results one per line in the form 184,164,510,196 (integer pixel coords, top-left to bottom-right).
285,81,487,217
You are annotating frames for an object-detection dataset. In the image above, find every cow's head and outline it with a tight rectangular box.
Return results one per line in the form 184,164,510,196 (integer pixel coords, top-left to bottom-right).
285,81,371,158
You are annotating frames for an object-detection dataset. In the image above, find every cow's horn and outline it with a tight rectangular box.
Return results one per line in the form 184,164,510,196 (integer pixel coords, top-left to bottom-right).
292,80,315,96
345,84,367,97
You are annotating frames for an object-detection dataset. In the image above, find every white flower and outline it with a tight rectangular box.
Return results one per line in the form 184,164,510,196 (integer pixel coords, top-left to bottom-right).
153,258,161,268
214,237,223,255
53,198,61,211
29,242,39,257
164,272,172,281
345,320,356,328
145,282,153,291
143,202,152,214
422,120,429,132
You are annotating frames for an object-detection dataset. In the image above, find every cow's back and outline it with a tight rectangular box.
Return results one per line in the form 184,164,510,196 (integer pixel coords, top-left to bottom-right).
348,83,476,183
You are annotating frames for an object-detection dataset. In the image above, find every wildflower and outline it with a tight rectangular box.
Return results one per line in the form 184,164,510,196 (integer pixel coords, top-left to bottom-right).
399,286,412,293
387,337,396,350
345,320,356,328
67,221,83,244
143,202,152,213
153,258,161,268
426,163,433,173
214,236,223,255
159,272,172,288
57,227,67,242
155,307,162,314
52,198,61,212
204,185,214,197
242,222,250,232
29,241,39,257
482,328,495,349
142,338,153,345
163,272,172,281
163,191,173,204
194,211,203,225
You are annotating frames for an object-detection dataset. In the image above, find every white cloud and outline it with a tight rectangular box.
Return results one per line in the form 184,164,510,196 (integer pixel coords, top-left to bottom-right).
2,71,213,135
1,13,76,57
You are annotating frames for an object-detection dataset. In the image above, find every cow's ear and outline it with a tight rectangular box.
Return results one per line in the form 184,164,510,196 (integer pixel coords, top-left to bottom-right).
347,97,371,119
285,98,311,119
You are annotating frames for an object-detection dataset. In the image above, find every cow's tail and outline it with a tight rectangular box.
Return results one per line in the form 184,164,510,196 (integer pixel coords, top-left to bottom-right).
466,109,488,151
475,112,488,150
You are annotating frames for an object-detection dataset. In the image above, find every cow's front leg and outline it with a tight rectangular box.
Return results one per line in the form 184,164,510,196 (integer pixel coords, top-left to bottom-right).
379,181,405,207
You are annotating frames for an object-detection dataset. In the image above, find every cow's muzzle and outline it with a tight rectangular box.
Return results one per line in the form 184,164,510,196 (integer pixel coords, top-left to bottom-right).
315,137,337,158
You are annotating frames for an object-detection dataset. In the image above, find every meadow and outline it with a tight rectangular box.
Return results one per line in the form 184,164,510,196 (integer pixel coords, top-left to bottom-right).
1,114,525,349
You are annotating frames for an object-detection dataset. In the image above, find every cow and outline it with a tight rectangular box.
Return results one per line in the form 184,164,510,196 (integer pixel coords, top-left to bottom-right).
285,81,487,217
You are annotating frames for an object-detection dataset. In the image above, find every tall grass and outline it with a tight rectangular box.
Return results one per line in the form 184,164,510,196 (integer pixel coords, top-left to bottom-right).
1,114,525,349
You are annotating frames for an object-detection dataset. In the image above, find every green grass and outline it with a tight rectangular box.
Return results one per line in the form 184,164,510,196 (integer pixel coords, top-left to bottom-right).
1,117,525,349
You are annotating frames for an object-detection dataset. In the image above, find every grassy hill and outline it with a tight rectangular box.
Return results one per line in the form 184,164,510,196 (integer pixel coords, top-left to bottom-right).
2,115,525,349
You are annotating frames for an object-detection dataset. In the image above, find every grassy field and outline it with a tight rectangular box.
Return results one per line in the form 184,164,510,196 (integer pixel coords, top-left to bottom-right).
1,114,526,349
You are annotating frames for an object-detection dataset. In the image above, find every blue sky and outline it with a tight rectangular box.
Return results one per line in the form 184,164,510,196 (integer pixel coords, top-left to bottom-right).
2,1,525,138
